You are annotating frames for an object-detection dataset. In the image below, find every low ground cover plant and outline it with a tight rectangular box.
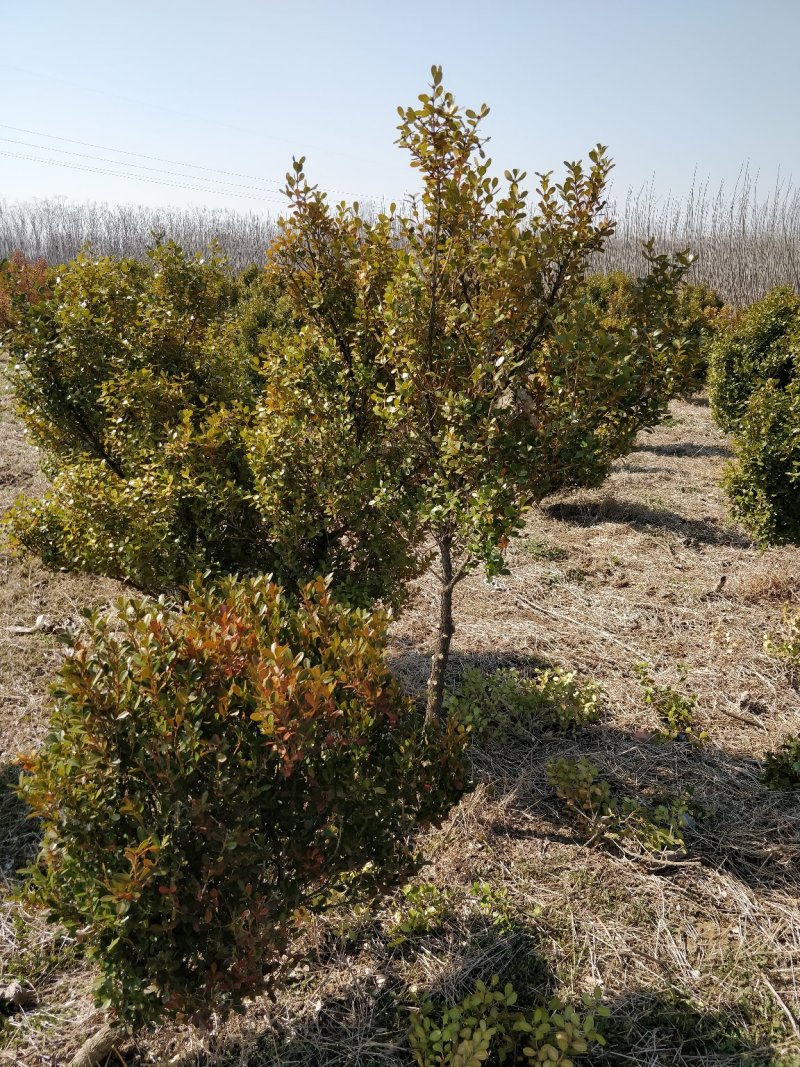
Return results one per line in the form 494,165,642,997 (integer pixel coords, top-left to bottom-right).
765,605,800,685
385,882,458,948
765,603,800,685
445,666,602,744
632,661,707,743
15,575,467,1025
761,735,800,791
408,976,609,1066
547,757,693,855
384,880,517,949
709,287,800,544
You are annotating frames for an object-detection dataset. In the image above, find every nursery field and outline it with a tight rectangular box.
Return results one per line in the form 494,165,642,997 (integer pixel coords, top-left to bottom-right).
2,370,799,1065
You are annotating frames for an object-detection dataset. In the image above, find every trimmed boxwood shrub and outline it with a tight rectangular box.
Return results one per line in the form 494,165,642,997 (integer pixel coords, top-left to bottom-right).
581,269,724,396
16,575,467,1025
722,380,800,543
4,243,274,591
3,242,423,607
709,288,800,543
709,286,800,432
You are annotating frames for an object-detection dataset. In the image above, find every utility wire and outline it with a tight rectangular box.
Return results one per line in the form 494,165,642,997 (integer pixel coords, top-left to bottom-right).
0,150,287,204
0,136,289,197
0,122,285,188
0,120,380,200
0,61,378,167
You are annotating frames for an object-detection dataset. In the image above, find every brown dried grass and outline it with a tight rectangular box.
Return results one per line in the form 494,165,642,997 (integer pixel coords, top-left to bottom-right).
1,388,799,1065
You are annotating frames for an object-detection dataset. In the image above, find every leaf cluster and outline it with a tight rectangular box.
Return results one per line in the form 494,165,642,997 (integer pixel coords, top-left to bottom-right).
408,975,608,1066
764,605,800,682
761,734,800,791
446,666,602,744
0,250,50,334
16,575,467,1024
547,757,694,855
385,881,457,947
4,242,416,605
722,379,800,545
709,287,800,432
580,269,724,396
632,661,707,744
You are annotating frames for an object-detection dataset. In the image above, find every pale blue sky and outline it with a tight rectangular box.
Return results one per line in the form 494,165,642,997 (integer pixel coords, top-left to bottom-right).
2,0,798,213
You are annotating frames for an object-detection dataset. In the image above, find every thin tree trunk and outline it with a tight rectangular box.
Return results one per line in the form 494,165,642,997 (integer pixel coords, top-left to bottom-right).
425,537,455,725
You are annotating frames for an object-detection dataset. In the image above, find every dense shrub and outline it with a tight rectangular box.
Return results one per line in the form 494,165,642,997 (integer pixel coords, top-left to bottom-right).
4,242,421,604
0,250,50,333
580,270,723,396
708,288,800,544
409,976,609,1065
5,243,268,591
8,71,699,720
16,575,467,1025
270,69,698,722
721,379,800,544
709,287,800,432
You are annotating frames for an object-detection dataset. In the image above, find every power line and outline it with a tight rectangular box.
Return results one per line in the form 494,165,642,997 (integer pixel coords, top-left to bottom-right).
0,136,289,197
0,150,287,205
0,61,378,168
0,122,286,188
0,119,381,200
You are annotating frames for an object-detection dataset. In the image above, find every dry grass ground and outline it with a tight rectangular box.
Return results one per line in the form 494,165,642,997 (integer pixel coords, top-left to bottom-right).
1,387,799,1066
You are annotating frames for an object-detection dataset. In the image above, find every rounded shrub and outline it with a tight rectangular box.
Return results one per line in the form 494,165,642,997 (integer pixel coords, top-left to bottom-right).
581,269,724,397
709,287,800,544
17,575,467,1025
5,242,267,590
4,241,421,606
0,250,50,334
709,286,800,432
721,379,800,543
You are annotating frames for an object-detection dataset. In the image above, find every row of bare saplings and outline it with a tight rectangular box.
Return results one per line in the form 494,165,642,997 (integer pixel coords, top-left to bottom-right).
0,70,752,1037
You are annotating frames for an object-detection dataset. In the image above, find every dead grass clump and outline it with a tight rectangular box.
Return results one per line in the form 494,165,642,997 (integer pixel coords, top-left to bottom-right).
735,559,800,605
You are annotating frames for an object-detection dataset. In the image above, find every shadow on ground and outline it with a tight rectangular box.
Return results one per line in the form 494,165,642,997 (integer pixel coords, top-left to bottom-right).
545,496,750,548
489,727,798,895
0,762,39,882
162,931,781,1067
162,924,556,1067
633,440,732,459
393,648,797,897
681,394,711,409
595,989,781,1066
389,645,552,699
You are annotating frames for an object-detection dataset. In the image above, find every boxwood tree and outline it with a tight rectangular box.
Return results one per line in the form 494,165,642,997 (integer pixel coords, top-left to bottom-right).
264,66,696,722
